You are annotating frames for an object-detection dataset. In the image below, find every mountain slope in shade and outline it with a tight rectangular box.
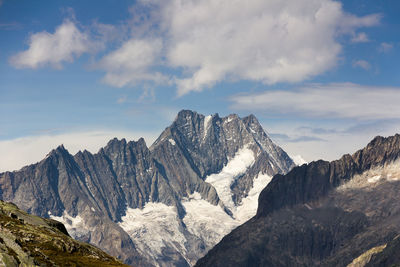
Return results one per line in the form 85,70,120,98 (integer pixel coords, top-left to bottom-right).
0,110,295,266
0,200,128,267
196,134,400,267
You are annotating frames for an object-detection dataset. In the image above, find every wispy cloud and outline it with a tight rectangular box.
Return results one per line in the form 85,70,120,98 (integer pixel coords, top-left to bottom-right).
230,83,400,120
296,120,400,136
378,42,393,53
269,133,325,143
352,59,371,70
138,87,156,103
296,126,338,135
343,120,400,134
0,22,23,30
351,32,369,43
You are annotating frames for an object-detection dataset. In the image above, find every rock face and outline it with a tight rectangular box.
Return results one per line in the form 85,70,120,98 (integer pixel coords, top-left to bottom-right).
0,200,128,267
0,110,295,267
196,134,400,267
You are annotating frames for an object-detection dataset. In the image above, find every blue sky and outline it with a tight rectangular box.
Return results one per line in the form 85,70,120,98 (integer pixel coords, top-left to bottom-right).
1,0,400,171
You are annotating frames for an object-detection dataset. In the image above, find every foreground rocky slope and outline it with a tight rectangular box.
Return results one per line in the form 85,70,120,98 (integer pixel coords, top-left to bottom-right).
0,200,127,266
0,110,295,266
196,134,400,267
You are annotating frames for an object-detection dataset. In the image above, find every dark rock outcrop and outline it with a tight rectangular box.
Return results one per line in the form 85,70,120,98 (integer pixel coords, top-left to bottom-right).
257,134,400,218
197,134,400,267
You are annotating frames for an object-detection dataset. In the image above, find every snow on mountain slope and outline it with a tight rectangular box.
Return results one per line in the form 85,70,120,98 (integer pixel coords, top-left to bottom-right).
291,154,308,166
115,148,275,266
182,192,237,247
183,172,274,246
235,173,272,222
2,110,296,267
205,147,255,211
49,211,91,239
203,115,212,141
117,167,275,267
119,203,188,265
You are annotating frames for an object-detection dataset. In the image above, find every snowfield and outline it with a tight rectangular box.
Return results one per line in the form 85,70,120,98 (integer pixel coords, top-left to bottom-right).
117,147,274,266
205,147,255,211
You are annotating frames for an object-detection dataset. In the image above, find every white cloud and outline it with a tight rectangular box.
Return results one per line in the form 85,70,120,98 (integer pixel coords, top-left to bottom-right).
10,20,95,69
352,59,371,70
11,2,380,95
98,38,168,87
92,0,380,95
230,83,400,120
351,32,369,43
337,12,381,33
155,0,380,96
0,130,158,172
378,42,393,53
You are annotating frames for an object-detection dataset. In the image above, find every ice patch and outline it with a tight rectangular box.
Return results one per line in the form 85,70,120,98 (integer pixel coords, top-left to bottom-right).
235,173,272,222
168,139,176,145
205,147,255,210
182,192,238,247
119,202,188,263
49,211,90,239
183,172,273,250
119,168,273,266
291,155,307,166
203,115,212,140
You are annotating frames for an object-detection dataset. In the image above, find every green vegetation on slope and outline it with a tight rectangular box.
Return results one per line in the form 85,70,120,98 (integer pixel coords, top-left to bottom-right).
0,200,128,267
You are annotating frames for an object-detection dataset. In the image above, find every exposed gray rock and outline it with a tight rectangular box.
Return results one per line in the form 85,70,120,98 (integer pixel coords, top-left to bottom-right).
196,134,400,267
0,200,129,266
0,110,295,266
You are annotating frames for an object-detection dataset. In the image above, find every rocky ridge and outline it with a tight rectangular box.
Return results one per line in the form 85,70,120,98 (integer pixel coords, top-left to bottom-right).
196,134,400,267
0,110,295,266
0,200,127,267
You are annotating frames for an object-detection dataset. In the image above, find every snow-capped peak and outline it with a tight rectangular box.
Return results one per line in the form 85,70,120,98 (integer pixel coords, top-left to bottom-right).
291,155,307,166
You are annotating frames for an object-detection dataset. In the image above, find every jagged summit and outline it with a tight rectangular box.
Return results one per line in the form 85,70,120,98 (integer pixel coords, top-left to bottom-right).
257,133,400,218
46,144,69,157
0,109,295,267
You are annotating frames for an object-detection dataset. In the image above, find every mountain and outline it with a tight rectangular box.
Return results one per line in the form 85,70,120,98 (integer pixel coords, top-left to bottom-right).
0,200,127,266
0,110,295,266
196,134,400,267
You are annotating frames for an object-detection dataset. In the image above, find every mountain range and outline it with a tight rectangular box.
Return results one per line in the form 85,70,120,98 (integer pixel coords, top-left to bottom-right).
196,134,400,266
0,110,295,266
